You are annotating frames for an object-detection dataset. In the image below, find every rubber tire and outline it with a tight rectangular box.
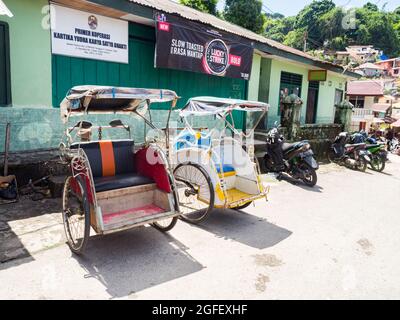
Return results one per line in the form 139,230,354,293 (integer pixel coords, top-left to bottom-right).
355,157,368,172
152,217,178,232
371,155,385,172
174,163,214,224
62,175,90,255
300,163,318,187
233,201,253,210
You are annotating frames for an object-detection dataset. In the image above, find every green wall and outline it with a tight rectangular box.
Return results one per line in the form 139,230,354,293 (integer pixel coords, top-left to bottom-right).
0,14,246,152
52,23,246,109
268,58,310,127
260,58,348,128
315,73,346,124
1,0,52,107
248,54,261,101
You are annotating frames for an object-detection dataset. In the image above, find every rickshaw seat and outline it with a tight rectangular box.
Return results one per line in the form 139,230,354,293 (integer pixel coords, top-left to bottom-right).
216,164,235,174
93,174,154,193
71,140,155,192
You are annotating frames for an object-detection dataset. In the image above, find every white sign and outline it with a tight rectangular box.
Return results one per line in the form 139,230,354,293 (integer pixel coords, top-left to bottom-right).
50,4,128,64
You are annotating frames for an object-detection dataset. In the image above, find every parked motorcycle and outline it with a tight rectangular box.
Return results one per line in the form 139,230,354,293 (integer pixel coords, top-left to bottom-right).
328,132,369,172
350,132,387,172
263,124,319,187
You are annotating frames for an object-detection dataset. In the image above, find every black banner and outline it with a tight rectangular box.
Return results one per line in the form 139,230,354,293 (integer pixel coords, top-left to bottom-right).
155,13,254,80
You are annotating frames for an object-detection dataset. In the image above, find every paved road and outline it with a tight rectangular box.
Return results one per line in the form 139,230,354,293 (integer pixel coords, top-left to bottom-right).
0,155,400,299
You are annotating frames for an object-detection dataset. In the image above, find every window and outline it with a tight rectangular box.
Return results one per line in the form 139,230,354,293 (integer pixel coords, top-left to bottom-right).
349,96,365,108
0,21,11,106
335,89,344,105
374,96,379,103
280,71,303,97
279,71,303,114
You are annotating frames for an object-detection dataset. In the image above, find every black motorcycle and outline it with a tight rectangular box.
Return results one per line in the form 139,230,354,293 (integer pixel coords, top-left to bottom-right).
263,125,319,187
328,132,369,172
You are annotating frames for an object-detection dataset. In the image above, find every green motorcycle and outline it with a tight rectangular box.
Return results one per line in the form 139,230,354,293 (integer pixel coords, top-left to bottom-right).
365,144,387,172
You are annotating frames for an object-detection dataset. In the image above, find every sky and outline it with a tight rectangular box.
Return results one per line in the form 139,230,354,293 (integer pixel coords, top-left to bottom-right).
217,0,400,16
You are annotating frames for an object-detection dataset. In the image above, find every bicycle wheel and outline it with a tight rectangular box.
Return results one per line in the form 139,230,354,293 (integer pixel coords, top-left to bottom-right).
174,163,214,224
233,201,252,210
152,217,178,232
62,175,90,255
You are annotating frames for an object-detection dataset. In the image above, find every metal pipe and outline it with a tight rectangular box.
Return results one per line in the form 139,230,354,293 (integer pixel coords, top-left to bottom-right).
3,123,11,177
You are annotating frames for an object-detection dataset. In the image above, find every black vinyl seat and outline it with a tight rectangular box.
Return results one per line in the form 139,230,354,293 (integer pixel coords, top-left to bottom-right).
282,142,299,152
71,140,154,193
93,174,154,193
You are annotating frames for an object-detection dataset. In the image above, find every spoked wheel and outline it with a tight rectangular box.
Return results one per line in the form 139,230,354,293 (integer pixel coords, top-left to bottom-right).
355,157,367,172
173,163,214,224
299,163,317,187
62,176,90,255
152,217,178,232
370,155,385,172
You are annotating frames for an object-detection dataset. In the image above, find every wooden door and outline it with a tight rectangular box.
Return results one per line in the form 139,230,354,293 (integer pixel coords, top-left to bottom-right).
306,81,319,124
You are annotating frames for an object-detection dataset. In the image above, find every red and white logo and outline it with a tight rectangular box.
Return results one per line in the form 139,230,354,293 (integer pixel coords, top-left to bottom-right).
229,54,242,67
158,22,170,32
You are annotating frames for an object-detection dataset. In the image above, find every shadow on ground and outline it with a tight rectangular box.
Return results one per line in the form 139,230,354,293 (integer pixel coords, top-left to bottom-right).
0,198,62,269
277,174,324,193
74,226,204,298
194,209,292,249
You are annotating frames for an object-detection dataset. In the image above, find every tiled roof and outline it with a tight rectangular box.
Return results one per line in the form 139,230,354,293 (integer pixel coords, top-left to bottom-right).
128,0,356,76
347,80,384,96
356,63,384,70
371,103,391,112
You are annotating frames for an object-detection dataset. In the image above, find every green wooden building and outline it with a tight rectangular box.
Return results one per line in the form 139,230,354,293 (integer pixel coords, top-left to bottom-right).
0,0,359,153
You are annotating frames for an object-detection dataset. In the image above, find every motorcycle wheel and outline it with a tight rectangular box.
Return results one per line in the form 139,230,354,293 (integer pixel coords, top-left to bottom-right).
299,163,317,187
355,157,367,172
370,155,385,172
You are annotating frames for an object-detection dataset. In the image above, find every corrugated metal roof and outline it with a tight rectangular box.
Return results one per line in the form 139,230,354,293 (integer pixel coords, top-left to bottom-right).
0,0,13,17
128,0,353,75
371,103,391,112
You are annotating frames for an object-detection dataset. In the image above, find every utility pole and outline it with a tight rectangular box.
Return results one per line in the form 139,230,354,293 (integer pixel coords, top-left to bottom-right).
303,31,308,52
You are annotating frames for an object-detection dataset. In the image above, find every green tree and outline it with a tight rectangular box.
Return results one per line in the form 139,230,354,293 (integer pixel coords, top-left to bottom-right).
179,0,218,15
283,28,307,50
317,7,345,44
294,0,336,48
363,2,379,11
345,6,400,56
224,0,265,33
264,16,295,42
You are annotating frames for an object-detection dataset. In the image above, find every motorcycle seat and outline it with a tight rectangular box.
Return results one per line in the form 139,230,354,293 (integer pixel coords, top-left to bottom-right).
282,142,299,152
344,143,365,148
366,144,381,148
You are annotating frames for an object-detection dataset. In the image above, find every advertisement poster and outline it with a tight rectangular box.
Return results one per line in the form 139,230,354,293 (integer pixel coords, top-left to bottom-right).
50,4,128,64
155,13,254,80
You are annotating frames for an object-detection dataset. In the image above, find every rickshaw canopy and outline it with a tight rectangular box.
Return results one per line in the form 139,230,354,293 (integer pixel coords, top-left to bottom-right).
180,96,269,117
60,85,179,123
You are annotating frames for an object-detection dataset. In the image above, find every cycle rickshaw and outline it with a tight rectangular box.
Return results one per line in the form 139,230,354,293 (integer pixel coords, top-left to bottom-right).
59,86,181,254
171,96,270,223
